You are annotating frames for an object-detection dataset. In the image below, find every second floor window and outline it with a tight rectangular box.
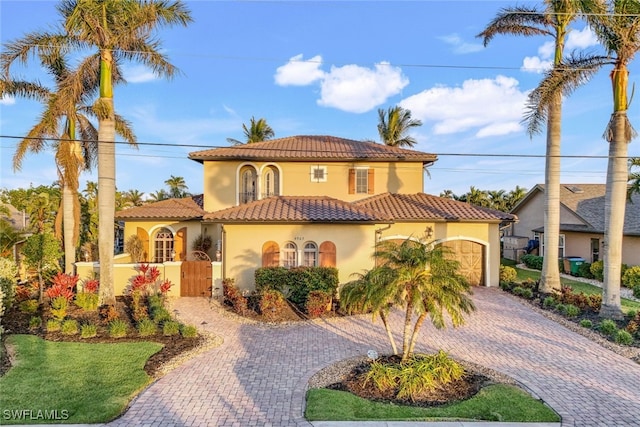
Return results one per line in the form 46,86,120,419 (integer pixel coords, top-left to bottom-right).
356,168,368,194
349,167,374,195
263,168,279,198
241,168,257,203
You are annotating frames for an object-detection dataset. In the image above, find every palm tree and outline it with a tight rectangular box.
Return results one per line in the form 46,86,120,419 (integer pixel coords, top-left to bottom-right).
149,189,169,202
628,157,640,199
226,116,275,145
527,0,639,318
466,186,489,207
340,237,474,362
377,106,422,147
439,189,456,199
122,189,145,207
479,1,593,294
488,189,507,211
164,175,189,198
506,185,528,210
59,0,192,305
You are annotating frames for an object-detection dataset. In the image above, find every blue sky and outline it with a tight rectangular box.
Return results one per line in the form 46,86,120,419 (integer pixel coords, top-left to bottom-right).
2,0,640,199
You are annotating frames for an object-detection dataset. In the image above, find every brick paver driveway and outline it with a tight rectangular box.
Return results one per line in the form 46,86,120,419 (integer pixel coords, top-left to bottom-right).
110,287,640,427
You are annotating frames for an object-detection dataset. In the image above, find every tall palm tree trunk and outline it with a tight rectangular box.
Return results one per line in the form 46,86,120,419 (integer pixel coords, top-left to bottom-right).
540,93,562,293
401,300,415,362
97,50,116,306
379,311,398,355
601,112,628,319
63,183,75,274
406,312,427,358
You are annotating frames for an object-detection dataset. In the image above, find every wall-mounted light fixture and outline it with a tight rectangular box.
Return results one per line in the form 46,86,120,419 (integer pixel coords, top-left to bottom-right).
425,226,434,239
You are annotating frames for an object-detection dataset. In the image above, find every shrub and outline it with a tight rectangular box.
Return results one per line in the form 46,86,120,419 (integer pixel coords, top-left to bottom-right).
255,266,339,306
554,286,600,313
634,285,640,300
0,258,18,311
555,303,566,313
577,262,594,279
75,292,99,311
580,319,593,328
306,290,333,318
622,266,640,288
162,321,181,336
50,296,69,321
614,329,634,345
222,278,248,316
520,254,543,270
109,319,128,338
563,304,580,318
125,235,145,263
99,304,119,323
590,260,604,282
29,316,42,329
499,265,517,283
19,299,39,314
543,296,557,309
80,323,98,339
46,319,61,332
61,319,79,335
499,280,514,291
45,272,77,301
181,324,198,338
512,286,525,296
512,286,533,299
151,306,172,325
137,318,158,337
258,289,287,321
599,319,618,336
626,312,640,336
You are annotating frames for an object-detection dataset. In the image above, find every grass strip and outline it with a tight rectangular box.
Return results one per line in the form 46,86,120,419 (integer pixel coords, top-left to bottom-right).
305,384,560,422
0,334,163,424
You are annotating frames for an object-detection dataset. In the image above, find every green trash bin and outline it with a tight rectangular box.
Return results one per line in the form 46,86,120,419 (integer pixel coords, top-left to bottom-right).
564,257,585,276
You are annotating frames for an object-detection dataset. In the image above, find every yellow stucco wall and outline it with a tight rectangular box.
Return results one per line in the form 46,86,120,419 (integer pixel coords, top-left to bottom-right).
122,220,206,261
202,160,425,212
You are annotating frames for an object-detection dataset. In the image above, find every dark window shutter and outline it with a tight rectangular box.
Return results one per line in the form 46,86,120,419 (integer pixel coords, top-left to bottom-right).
319,241,336,267
367,168,375,194
348,168,356,194
262,241,280,267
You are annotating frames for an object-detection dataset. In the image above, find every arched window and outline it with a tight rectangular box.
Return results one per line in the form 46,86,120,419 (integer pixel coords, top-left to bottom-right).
282,242,297,268
303,242,318,267
154,227,174,263
240,166,257,204
262,166,279,198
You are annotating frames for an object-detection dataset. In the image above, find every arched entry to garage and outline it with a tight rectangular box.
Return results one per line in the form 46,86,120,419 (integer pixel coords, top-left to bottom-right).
438,239,486,286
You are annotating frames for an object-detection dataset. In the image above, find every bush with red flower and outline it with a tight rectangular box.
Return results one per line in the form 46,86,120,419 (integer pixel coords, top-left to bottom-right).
45,273,78,320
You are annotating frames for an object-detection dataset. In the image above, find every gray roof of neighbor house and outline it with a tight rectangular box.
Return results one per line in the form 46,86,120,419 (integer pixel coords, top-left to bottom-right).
1,203,29,230
513,184,640,235
114,195,204,220
354,193,517,222
188,135,437,164
203,196,391,223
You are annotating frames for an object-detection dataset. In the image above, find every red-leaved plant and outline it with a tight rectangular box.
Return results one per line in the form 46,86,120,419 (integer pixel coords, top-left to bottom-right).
128,263,174,296
83,279,99,293
159,279,173,295
45,273,78,301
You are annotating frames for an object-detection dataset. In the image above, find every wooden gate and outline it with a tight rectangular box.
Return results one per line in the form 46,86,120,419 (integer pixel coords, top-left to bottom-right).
180,261,212,297
441,240,485,286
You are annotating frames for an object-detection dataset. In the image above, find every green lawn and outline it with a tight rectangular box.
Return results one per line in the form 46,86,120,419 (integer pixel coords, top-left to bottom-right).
305,385,560,422
0,335,163,424
514,267,640,313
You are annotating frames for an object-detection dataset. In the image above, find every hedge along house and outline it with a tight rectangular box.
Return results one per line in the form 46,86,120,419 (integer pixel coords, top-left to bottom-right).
86,135,515,297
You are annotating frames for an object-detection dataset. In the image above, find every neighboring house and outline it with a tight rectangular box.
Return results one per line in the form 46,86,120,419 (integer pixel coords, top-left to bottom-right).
101,135,515,296
504,184,640,266
1,203,29,231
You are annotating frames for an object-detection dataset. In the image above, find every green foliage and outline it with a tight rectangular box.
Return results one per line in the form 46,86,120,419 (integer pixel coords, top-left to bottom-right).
19,299,39,314
622,266,640,288
109,319,128,338
255,266,339,306
634,285,640,299
512,286,533,299
590,260,604,282
599,319,618,336
520,254,543,270
305,290,332,318
50,296,69,320
61,319,79,335
180,324,198,338
191,234,212,252
28,316,41,329
80,323,97,339
137,318,157,337
499,265,517,283
580,319,593,328
46,318,61,332
364,351,465,402
0,258,18,310
562,304,580,318
75,292,99,311
258,289,288,321
543,296,557,309
222,278,248,315
554,286,601,313
151,306,172,325
124,235,145,263
614,329,634,345
130,291,149,323
21,232,62,273
162,320,181,336
577,262,594,279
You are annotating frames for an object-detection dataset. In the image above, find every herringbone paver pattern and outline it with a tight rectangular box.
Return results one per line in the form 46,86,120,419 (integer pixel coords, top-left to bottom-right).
109,287,640,427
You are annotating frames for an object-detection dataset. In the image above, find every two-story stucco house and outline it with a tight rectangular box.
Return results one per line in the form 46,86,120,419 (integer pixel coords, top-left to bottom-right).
102,135,515,297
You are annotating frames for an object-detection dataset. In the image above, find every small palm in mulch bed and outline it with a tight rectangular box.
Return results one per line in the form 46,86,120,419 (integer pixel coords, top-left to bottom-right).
327,353,491,408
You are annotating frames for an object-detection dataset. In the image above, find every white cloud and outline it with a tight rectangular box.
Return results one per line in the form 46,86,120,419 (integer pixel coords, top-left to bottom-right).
0,95,16,105
123,65,157,83
522,56,552,74
439,33,484,54
317,62,409,113
274,54,325,86
567,26,599,50
400,75,528,138
521,28,599,74
538,41,555,59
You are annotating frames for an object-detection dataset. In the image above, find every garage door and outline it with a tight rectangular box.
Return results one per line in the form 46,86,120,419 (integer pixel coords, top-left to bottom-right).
441,240,484,286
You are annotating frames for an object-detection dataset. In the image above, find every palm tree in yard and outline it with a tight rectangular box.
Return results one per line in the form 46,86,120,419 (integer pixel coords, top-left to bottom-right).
629,157,640,198
149,189,169,202
340,237,475,362
165,175,190,198
59,0,192,305
527,0,640,318
377,106,422,148
478,0,597,294
122,189,145,207
227,116,275,145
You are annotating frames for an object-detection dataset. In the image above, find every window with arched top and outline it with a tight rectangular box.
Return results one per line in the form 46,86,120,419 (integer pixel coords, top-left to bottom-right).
154,227,174,263
282,242,297,268
303,242,318,267
240,166,257,204
262,166,280,198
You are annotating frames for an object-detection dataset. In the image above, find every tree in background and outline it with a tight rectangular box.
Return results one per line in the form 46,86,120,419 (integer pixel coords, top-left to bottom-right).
22,232,62,303
227,116,275,145
164,175,190,199
377,106,422,148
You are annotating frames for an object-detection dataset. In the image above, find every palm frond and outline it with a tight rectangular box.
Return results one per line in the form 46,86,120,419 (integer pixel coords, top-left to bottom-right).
477,5,552,46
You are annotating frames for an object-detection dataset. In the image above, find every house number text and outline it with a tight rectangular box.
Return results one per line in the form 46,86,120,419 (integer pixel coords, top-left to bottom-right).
294,236,304,241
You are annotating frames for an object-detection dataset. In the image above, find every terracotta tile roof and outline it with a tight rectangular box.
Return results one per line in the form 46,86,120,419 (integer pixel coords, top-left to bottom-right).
518,184,640,235
115,195,204,220
189,135,437,163
203,196,391,222
354,193,517,222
